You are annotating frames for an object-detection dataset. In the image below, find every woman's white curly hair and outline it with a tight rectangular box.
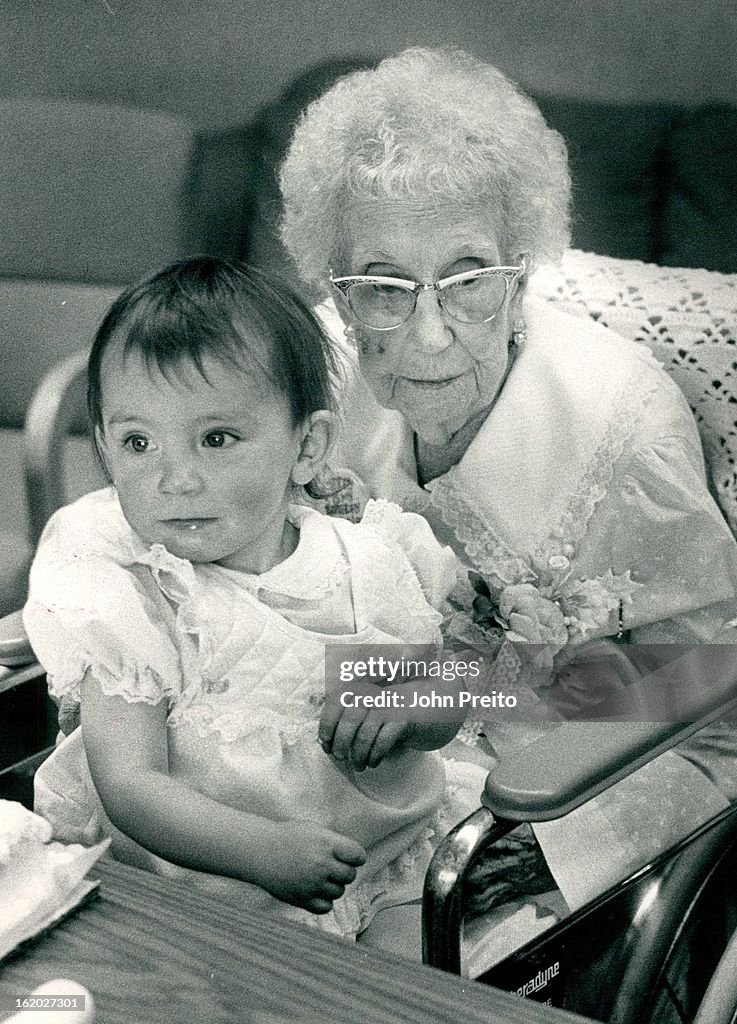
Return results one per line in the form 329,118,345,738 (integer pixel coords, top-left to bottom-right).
280,47,571,294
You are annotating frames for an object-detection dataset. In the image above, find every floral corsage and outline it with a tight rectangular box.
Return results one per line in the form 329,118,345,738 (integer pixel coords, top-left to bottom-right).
468,559,641,670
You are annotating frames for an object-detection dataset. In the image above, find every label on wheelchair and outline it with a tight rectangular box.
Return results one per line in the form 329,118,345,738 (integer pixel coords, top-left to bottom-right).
486,953,567,1009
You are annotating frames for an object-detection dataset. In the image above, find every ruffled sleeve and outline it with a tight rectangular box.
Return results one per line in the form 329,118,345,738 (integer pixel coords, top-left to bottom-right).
578,398,737,642
22,490,184,710
360,498,460,610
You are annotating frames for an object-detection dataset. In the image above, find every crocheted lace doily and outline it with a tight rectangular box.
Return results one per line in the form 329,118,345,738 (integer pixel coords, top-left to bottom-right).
530,250,737,534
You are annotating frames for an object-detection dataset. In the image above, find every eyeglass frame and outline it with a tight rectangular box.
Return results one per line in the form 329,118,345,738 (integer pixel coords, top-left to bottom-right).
329,258,528,332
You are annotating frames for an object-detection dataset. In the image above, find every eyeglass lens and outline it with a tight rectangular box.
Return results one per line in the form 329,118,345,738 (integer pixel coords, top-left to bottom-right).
348,273,509,328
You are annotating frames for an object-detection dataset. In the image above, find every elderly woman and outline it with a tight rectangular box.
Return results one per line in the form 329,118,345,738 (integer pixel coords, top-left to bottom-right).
279,47,737,936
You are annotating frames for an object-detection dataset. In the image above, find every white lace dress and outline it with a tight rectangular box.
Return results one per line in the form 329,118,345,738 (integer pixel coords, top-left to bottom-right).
25,490,486,939
329,294,737,912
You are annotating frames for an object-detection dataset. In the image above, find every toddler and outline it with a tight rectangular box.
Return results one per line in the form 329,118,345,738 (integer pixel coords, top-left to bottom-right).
25,257,486,953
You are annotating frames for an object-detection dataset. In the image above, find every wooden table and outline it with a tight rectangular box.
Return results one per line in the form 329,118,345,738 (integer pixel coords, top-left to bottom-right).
0,859,592,1024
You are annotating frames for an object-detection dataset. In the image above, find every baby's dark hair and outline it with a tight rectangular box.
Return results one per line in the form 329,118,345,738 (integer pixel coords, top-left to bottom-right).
88,256,337,437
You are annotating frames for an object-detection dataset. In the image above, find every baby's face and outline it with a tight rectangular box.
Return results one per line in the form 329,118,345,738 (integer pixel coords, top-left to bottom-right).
97,343,303,573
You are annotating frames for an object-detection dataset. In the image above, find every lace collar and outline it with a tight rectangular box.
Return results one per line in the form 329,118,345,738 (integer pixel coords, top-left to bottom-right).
431,298,660,556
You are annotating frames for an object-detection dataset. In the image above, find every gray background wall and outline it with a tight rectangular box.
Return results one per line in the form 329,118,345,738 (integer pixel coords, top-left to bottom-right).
1,0,734,127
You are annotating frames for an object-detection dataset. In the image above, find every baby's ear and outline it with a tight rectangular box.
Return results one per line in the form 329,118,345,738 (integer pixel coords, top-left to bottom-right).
291,411,337,486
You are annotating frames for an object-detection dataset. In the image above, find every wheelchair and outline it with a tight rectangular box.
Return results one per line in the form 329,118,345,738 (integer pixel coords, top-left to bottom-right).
5,612,737,1024
423,649,737,1024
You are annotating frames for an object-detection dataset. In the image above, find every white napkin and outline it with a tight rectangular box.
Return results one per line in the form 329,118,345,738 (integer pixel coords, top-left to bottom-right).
0,799,110,960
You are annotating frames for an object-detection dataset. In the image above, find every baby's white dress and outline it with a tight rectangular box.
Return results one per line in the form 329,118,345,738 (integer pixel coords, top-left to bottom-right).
25,488,486,939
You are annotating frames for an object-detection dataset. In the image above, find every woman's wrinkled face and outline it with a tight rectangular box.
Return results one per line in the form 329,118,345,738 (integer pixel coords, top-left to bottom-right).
337,201,524,446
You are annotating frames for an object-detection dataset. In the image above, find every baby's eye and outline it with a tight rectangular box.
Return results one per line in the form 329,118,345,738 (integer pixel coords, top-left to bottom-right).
124,434,151,454
203,431,238,449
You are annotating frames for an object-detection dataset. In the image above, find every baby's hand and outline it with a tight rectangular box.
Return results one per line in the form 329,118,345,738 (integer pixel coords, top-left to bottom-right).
264,821,366,914
319,693,411,772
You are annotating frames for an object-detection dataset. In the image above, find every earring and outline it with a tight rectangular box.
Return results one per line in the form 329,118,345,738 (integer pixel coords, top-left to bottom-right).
512,319,528,346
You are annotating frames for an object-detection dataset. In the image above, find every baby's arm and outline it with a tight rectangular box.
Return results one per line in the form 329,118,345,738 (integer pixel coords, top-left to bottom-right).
81,673,366,913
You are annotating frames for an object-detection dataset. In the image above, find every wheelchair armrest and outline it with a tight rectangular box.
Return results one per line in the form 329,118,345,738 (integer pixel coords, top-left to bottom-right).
0,609,35,667
483,721,711,821
485,644,737,822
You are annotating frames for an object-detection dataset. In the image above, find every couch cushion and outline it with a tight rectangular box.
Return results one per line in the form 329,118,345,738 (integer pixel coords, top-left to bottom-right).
531,250,737,534
660,104,737,273
0,281,121,430
190,127,256,262
242,58,376,282
0,100,203,284
534,98,678,263
0,529,33,617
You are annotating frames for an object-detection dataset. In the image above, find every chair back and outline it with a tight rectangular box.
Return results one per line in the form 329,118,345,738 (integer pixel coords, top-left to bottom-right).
0,98,203,285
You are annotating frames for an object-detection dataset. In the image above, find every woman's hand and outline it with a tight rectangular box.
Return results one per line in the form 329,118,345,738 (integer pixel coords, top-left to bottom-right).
464,823,558,916
262,822,367,914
